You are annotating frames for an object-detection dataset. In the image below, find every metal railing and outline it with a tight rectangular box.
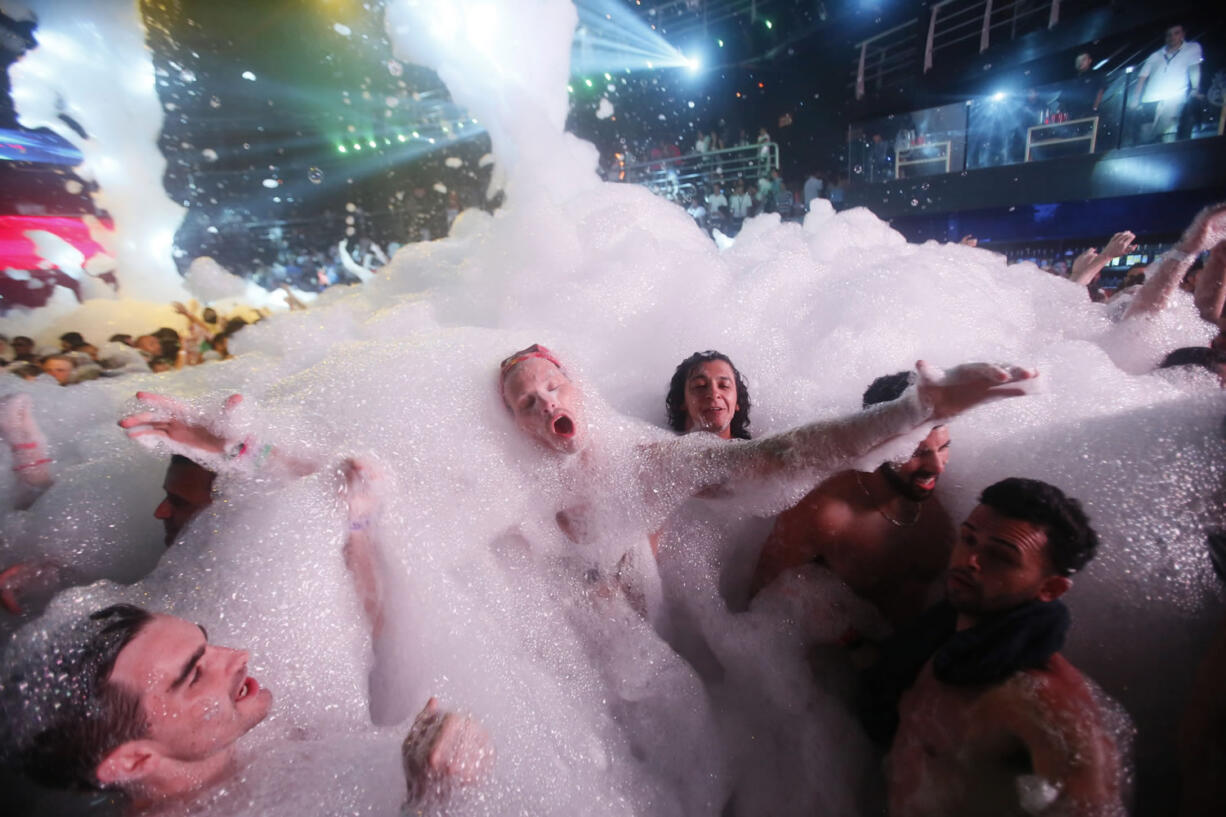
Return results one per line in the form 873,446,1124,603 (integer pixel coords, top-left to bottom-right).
852,19,921,100
924,0,1060,72
614,141,780,199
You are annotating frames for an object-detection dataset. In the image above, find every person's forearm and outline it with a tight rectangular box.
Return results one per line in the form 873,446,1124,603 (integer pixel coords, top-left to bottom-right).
1123,249,1195,318
694,389,931,491
1195,249,1226,323
1070,256,1109,287
1189,65,1201,95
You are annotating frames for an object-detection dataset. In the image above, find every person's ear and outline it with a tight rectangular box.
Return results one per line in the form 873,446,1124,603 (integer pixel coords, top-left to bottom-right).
1037,574,1072,602
95,740,162,788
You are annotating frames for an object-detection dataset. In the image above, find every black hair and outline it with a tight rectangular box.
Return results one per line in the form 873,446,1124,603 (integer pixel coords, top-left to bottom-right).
862,370,915,408
59,332,85,348
108,334,132,345
666,351,752,440
13,336,33,346
22,605,153,790
978,478,1099,576
1160,346,1226,372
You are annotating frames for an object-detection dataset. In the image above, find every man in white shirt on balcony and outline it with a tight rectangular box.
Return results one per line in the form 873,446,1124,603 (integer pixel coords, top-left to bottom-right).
1132,24,1203,143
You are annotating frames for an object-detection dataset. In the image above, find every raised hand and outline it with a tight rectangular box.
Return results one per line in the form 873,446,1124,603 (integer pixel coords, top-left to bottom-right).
118,392,245,472
402,698,491,804
915,360,1037,422
1102,230,1137,259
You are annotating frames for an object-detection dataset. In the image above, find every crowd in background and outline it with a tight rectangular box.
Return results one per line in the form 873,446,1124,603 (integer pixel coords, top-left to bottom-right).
0,302,260,385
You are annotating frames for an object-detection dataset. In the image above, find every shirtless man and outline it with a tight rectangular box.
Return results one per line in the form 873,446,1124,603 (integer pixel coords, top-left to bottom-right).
750,371,956,627
884,478,1123,817
4,465,487,810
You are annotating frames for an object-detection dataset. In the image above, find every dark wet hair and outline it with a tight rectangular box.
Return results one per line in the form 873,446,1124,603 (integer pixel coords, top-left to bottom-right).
862,370,915,408
11,363,42,379
978,478,1098,576
21,605,153,790
666,351,752,440
1160,346,1226,372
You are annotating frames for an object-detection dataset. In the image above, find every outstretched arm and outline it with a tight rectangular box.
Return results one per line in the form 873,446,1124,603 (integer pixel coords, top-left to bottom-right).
1126,203,1226,319
1070,231,1137,287
118,392,319,479
659,361,1035,498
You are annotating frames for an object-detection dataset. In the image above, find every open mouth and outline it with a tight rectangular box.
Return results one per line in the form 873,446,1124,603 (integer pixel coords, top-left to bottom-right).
912,474,937,491
947,571,976,591
235,676,259,703
552,415,575,437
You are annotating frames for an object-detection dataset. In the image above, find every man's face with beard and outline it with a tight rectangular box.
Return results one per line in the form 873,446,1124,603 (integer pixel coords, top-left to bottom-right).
886,425,950,501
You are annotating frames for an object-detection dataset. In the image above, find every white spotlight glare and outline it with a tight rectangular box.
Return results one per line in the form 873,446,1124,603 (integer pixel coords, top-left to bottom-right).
991,91,1006,102
685,54,701,72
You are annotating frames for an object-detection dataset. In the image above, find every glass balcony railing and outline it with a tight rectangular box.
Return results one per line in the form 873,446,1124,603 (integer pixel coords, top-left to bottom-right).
848,68,1223,184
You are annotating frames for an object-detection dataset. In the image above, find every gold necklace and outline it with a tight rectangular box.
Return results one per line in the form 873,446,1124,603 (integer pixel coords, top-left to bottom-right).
855,470,923,528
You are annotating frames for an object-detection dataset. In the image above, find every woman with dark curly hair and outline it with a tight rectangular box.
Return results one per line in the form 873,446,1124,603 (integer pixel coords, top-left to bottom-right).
665,351,752,440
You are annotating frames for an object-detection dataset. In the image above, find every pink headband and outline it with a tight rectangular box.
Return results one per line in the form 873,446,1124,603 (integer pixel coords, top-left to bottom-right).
498,344,564,385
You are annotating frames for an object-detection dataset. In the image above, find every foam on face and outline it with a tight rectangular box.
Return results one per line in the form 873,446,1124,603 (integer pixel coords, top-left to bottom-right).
1,0,1223,813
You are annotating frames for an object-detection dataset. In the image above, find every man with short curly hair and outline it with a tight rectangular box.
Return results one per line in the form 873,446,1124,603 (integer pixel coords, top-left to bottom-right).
872,478,1124,817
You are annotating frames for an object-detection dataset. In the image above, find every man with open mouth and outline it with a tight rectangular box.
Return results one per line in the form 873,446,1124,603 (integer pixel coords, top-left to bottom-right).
750,370,956,630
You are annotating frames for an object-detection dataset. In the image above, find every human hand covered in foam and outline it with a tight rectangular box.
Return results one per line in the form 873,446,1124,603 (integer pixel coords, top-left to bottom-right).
402,697,492,805
914,360,1037,422
1178,202,1226,255
118,391,258,475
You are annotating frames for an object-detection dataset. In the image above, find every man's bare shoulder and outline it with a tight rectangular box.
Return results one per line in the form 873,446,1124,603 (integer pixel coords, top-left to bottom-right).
973,654,1101,739
779,470,863,526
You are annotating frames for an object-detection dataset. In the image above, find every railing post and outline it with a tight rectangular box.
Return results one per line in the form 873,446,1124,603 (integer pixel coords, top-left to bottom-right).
979,0,993,53
924,5,938,73
856,41,867,99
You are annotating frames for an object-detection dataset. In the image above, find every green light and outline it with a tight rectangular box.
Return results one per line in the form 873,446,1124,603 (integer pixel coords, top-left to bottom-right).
584,78,593,87
353,143,361,151
717,39,724,47
412,130,420,138
604,72,611,80
567,84,574,93
397,134,406,142
764,19,772,29
337,145,347,153
368,139,377,148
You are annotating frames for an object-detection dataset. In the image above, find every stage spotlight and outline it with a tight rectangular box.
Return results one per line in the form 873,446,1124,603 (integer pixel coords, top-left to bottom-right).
685,54,701,72
991,91,1007,101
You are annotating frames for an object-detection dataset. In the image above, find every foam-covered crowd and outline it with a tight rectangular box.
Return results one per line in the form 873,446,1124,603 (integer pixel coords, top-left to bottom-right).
3,0,1226,815
0,199,1224,817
